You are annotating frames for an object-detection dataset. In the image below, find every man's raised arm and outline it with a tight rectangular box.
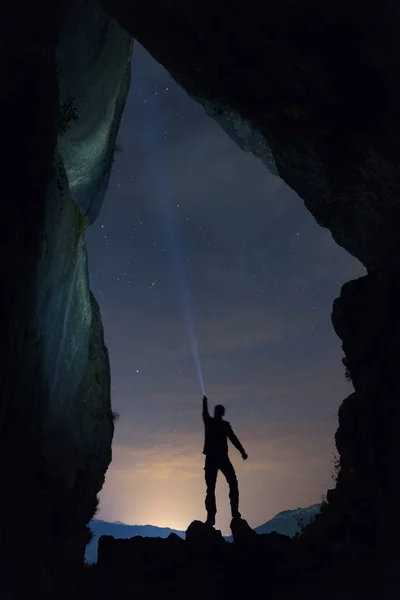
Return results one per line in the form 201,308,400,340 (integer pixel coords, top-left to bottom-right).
227,425,248,459
202,395,210,423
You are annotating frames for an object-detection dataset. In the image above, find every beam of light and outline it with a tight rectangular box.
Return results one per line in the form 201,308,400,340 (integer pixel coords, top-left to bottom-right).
155,192,206,396
133,63,205,395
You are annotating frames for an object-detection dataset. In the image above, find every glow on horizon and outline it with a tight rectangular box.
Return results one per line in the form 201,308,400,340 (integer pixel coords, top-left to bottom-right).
97,418,337,535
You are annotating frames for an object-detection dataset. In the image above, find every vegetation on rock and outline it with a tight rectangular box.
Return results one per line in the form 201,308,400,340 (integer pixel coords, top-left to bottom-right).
58,96,79,136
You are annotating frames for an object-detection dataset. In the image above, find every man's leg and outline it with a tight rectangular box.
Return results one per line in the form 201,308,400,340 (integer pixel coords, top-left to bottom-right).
220,457,241,519
204,458,218,526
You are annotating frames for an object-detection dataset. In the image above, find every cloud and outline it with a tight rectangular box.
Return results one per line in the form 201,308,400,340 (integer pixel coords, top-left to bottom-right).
102,294,284,365
112,444,202,481
113,417,337,473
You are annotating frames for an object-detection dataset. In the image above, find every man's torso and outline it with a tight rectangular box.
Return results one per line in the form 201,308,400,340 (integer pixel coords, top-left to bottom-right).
203,417,231,457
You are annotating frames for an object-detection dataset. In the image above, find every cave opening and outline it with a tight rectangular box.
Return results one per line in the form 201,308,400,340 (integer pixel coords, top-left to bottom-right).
5,1,400,595
5,0,400,594
85,43,365,547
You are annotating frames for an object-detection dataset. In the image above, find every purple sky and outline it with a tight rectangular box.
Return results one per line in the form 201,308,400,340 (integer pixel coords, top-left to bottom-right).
86,44,365,534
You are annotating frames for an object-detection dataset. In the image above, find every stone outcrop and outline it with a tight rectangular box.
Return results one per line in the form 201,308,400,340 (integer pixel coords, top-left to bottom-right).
230,517,258,543
299,267,400,562
185,520,226,550
330,267,400,552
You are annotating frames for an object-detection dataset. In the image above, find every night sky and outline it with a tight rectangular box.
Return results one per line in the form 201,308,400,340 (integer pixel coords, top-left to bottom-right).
86,45,365,534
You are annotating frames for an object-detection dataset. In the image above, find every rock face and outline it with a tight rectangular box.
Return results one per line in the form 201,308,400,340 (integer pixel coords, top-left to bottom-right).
102,0,400,271
0,0,132,590
330,267,400,552
57,0,132,224
101,0,400,556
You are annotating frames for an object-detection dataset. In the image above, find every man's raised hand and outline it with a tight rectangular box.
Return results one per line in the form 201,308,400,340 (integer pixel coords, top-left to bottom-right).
242,452,248,460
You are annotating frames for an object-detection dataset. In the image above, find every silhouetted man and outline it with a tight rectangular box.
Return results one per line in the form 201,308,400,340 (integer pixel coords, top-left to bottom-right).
202,395,248,527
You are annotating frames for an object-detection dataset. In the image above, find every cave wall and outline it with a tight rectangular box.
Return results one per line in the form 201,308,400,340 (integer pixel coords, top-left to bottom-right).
330,266,400,553
31,154,114,570
57,0,133,224
101,0,400,555
0,0,133,588
102,0,400,272
1,0,64,585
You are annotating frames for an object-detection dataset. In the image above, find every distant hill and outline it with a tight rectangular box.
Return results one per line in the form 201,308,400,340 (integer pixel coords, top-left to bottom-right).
254,504,321,536
86,504,321,563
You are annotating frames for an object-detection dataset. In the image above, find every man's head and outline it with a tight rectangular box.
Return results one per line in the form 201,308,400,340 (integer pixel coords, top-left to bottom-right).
214,404,225,419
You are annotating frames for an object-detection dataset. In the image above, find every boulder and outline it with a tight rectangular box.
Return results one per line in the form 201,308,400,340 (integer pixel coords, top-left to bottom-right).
185,520,226,549
230,517,258,543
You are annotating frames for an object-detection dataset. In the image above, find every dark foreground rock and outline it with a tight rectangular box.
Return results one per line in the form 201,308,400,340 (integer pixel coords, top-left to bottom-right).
94,521,295,600
185,519,226,549
97,532,187,578
53,520,399,600
230,517,258,543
